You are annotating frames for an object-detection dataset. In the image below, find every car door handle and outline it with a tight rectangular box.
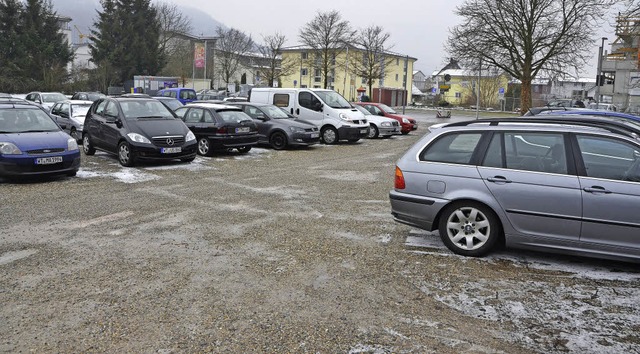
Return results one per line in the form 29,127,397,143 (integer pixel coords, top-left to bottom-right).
295,108,300,115
583,186,612,194
487,176,512,183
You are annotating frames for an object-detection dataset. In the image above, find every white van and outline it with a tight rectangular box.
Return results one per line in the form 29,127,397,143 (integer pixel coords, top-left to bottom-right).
249,88,369,144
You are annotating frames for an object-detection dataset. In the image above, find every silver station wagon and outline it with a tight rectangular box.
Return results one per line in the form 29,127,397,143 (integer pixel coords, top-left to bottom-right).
390,118,640,262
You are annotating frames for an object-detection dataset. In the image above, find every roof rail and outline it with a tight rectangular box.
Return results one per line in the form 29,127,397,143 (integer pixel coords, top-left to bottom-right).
443,117,640,139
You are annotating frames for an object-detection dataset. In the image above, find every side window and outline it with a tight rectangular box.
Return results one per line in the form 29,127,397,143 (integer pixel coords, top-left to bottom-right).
26,94,34,101
60,103,70,117
273,94,289,107
170,91,177,98
298,92,320,111
95,100,108,115
502,132,567,174
105,102,119,117
420,133,483,165
203,110,214,123
183,90,196,100
173,107,187,119
481,133,503,168
185,108,204,123
51,103,60,115
577,135,640,181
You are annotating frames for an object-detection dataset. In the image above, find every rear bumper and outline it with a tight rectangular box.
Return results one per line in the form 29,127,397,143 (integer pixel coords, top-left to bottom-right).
208,134,259,149
389,189,446,231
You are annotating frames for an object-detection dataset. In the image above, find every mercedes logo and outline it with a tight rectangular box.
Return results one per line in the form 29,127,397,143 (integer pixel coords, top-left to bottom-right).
166,138,174,146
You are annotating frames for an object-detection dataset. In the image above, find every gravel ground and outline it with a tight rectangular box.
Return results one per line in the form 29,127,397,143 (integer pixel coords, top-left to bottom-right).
1,110,639,353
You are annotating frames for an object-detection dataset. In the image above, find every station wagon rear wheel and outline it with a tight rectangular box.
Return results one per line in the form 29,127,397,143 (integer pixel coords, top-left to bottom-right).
438,202,500,257
198,137,212,156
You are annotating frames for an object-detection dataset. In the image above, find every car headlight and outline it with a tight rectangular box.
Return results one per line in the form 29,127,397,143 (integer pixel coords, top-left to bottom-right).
67,138,79,151
185,131,196,142
381,121,392,127
339,113,349,120
289,126,305,133
402,118,410,124
127,133,151,144
0,142,22,155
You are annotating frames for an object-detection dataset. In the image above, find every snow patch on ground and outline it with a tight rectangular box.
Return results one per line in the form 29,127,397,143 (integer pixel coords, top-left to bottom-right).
77,167,159,184
144,157,212,171
318,170,379,182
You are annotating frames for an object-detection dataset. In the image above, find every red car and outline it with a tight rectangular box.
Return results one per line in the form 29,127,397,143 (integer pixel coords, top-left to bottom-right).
352,102,417,134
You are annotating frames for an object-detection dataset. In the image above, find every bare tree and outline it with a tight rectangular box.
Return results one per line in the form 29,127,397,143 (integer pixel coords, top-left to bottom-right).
448,0,615,115
257,32,297,87
155,2,192,58
299,10,355,89
215,27,254,89
348,25,395,98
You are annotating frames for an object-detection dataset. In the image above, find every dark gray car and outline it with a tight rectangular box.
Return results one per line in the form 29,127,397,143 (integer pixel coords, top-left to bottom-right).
390,117,640,263
230,102,320,150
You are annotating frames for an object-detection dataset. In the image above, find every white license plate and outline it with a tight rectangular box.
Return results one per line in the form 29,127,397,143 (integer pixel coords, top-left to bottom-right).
311,133,319,138
360,129,368,134
35,156,63,165
236,127,250,133
161,147,182,154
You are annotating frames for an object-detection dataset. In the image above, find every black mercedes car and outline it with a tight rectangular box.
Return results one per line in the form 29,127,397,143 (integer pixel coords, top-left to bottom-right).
173,103,258,156
82,97,197,167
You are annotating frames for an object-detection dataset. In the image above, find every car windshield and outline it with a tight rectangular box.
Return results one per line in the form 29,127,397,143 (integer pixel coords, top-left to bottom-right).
379,104,397,114
588,103,612,110
160,99,183,111
0,108,60,133
314,91,352,109
41,93,67,103
120,100,174,119
218,110,253,123
87,93,105,101
71,104,91,117
353,105,372,116
262,105,290,119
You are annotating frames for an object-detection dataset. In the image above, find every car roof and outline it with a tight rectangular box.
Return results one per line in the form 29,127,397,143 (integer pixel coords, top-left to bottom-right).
183,102,241,110
56,100,94,104
0,102,47,109
159,88,194,91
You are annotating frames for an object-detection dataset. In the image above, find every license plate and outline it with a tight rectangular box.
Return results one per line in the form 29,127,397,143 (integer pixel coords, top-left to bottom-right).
311,133,319,138
360,129,368,134
35,156,63,165
235,127,250,133
161,147,182,154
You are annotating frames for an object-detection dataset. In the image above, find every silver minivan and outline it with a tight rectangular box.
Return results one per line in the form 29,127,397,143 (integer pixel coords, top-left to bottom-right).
390,118,640,262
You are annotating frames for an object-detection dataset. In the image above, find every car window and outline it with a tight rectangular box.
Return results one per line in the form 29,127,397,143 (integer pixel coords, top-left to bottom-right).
262,106,289,119
204,110,214,123
420,133,482,165
218,110,252,123
298,92,321,111
105,101,119,117
180,90,196,100
60,103,70,117
577,135,640,181
482,132,568,174
273,94,289,107
71,104,91,118
173,107,187,119
41,93,67,103
51,103,60,115
185,108,204,123
170,91,177,98
95,100,108,115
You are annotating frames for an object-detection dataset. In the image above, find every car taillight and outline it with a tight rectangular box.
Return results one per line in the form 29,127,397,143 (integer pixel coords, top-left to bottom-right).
217,127,227,134
395,166,405,189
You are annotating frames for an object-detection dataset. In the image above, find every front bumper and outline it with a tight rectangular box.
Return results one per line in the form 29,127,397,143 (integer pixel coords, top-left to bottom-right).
379,125,401,136
337,126,369,141
131,140,198,160
0,152,81,177
290,131,320,146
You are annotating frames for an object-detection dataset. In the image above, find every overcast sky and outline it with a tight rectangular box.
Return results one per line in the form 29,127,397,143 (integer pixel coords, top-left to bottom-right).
169,0,616,79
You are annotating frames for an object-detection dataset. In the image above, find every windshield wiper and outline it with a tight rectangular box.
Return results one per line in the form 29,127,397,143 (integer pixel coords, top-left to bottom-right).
136,116,166,119
21,129,56,133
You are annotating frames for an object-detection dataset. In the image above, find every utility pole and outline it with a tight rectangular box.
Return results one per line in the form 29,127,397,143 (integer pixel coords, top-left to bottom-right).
476,57,481,119
595,37,608,103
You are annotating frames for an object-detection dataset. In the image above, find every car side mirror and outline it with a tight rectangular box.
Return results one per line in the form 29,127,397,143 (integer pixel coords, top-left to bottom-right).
378,111,385,116
314,102,323,112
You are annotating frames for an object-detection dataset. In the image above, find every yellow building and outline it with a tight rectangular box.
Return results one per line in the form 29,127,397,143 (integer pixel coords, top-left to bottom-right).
432,68,511,108
279,46,417,105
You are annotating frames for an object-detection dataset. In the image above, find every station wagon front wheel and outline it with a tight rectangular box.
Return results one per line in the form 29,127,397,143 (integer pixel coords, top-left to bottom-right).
438,202,500,257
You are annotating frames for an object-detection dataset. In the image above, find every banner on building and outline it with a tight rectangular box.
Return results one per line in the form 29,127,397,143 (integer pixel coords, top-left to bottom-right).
194,43,205,68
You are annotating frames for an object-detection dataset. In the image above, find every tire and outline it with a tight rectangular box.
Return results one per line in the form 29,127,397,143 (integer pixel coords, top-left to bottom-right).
382,135,392,139
401,131,409,135
321,126,338,144
70,127,79,142
197,137,212,156
269,131,288,150
367,124,379,138
181,156,195,162
438,202,501,257
117,141,135,167
66,170,77,177
82,133,95,155
237,146,252,153
347,138,360,143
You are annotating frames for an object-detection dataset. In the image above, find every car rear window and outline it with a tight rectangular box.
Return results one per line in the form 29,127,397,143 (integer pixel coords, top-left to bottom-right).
420,133,482,165
218,110,253,123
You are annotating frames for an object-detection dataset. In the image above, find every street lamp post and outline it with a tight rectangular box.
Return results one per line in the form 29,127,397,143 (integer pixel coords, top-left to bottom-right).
595,37,608,103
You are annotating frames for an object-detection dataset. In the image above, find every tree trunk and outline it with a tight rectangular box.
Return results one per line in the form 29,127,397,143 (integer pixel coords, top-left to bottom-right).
520,75,532,116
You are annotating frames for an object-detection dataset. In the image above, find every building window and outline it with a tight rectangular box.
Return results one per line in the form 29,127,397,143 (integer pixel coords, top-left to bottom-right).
313,85,321,88
301,84,308,88
362,78,367,84
314,77,321,83
301,52,308,60
314,69,321,77
395,74,399,81
455,92,461,98
396,58,399,65
301,68,308,76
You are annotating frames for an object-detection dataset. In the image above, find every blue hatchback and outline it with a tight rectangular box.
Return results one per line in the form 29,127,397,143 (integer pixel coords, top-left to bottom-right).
0,103,81,178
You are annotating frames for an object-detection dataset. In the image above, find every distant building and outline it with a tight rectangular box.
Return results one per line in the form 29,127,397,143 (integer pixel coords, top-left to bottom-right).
549,77,596,102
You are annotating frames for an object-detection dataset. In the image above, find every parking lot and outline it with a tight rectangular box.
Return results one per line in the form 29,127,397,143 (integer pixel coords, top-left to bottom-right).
1,109,639,353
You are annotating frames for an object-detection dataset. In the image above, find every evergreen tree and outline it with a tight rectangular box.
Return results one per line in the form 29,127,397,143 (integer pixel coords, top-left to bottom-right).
0,0,25,92
91,0,165,85
20,0,73,90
